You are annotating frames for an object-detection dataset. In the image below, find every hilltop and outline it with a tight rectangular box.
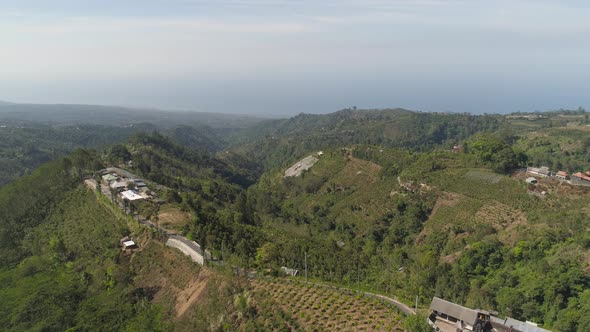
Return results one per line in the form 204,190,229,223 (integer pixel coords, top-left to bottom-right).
229,108,503,169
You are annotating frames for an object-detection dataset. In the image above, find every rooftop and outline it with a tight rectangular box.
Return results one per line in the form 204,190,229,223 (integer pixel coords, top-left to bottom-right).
572,172,590,182
430,297,479,326
121,190,143,201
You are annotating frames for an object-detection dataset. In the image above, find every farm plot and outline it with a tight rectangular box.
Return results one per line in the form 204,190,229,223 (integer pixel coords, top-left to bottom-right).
251,279,405,331
464,170,503,184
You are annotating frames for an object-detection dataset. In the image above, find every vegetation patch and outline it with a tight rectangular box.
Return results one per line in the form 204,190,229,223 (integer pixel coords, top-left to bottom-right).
464,169,503,184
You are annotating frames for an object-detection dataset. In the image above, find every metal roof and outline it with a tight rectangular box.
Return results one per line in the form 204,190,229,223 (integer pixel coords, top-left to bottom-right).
121,190,143,201
102,174,118,182
123,240,136,247
430,297,479,325
110,180,127,189
491,316,550,332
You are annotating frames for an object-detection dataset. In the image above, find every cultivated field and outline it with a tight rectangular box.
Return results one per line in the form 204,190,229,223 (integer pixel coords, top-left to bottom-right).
250,279,405,331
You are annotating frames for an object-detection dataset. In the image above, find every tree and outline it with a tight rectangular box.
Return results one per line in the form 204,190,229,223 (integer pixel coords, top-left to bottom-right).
403,314,432,332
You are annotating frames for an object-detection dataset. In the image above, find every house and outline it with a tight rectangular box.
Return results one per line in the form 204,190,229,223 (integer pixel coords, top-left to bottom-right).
120,236,130,245
132,179,147,187
555,171,569,181
429,297,492,332
429,297,551,332
122,240,137,250
121,190,144,201
490,316,551,332
110,180,127,191
120,236,137,250
102,173,118,183
526,166,549,177
526,177,537,184
571,172,590,186
317,151,324,157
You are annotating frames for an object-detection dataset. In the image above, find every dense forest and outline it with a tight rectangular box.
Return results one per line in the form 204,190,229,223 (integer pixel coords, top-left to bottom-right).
1,107,590,331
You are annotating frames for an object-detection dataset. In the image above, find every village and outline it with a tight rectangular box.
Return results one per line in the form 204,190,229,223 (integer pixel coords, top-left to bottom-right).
84,167,209,265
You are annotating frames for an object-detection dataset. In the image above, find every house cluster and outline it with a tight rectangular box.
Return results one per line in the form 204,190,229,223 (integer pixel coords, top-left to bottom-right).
526,165,590,186
100,170,152,202
505,114,548,121
428,297,550,332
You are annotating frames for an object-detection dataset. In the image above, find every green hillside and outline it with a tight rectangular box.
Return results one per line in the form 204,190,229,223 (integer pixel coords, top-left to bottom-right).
2,108,590,331
246,144,590,330
0,124,158,186
229,108,503,169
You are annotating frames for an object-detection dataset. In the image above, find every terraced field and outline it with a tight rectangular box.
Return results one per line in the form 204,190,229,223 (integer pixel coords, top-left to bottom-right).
250,279,405,331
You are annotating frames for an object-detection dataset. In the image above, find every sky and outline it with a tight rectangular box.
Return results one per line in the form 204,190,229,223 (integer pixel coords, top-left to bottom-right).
1,0,589,116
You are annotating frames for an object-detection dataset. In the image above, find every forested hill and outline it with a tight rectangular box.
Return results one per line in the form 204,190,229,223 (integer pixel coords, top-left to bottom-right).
0,122,231,187
229,108,504,169
163,125,226,153
0,124,158,186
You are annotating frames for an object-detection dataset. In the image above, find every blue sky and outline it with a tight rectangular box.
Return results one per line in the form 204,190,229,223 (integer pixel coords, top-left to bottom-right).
1,0,589,116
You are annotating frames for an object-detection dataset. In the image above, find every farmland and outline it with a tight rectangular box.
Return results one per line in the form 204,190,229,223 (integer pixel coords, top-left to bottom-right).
250,278,405,331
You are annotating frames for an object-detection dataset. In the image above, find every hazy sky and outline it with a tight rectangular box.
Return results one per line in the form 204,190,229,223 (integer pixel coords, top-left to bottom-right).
1,0,589,116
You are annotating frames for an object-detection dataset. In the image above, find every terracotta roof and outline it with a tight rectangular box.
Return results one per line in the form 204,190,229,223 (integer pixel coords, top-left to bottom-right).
556,171,568,177
573,172,590,182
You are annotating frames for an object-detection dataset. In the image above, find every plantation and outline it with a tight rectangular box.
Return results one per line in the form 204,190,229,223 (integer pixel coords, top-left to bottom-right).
250,279,405,331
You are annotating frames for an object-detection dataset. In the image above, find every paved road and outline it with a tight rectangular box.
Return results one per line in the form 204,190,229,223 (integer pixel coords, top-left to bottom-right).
168,234,204,256
96,176,207,264
97,179,413,314
364,291,415,315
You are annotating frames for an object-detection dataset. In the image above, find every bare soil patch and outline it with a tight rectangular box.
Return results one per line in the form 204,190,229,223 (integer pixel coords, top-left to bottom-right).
175,269,211,317
340,156,382,184
158,205,192,231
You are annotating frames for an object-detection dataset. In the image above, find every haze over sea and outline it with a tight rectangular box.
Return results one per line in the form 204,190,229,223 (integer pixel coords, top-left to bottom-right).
1,0,589,116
